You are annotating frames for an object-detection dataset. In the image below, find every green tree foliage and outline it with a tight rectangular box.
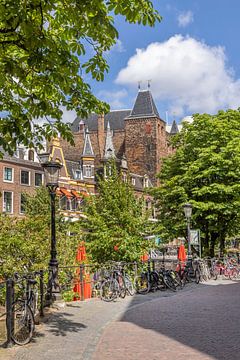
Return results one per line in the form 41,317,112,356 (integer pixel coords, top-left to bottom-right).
0,187,78,278
154,110,240,256
80,162,151,264
0,0,161,156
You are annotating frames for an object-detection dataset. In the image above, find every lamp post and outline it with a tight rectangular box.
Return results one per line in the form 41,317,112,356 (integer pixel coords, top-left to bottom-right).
183,203,193,262
38,154,62,301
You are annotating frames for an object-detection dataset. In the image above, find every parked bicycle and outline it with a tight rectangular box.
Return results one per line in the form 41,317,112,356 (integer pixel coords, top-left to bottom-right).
11,272,40,345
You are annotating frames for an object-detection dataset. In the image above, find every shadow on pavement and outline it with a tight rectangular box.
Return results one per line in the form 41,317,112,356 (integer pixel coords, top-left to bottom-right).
44,311,87,337
118,280,240,360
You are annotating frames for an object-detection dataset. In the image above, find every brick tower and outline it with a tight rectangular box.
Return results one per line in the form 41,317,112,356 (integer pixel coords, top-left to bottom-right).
124,89,168,184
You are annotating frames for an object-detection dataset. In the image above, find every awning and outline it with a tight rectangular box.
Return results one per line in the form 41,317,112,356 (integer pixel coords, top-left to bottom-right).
60,188,73,199
71,189,82,199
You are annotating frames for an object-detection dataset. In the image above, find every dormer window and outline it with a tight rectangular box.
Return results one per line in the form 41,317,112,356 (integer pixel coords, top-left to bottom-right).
131,177,135,186
75,170,82,180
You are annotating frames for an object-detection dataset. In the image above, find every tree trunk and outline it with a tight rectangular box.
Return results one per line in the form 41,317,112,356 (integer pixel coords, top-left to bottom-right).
210,232,218,258
203,230,210,257
219,235,225,258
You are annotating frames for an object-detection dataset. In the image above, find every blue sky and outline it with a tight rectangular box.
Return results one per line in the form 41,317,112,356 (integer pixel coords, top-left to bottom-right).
68,0,240,124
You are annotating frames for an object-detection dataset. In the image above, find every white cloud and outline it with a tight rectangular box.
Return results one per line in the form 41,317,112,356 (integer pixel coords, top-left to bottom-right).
97,89,128,109
112,39,125,53
177,11,194,27
116,35,240,115
60,106,77,124
105,39,125,56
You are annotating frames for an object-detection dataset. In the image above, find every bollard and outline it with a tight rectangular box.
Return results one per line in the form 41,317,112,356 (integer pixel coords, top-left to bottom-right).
79,264,85,301
39,270,44,317
5,278,14,348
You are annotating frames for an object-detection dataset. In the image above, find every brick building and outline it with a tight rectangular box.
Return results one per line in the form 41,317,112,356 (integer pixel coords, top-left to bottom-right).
0,147,44,215
0,89,177,217
62,89,175,186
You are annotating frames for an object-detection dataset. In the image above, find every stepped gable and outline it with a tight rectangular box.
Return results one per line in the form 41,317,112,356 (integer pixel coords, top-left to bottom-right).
126,90,160,119
71,110,131,132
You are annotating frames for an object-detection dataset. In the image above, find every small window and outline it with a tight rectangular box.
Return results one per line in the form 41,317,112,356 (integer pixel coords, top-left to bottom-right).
83,165,92,178
35,173,43,187
131,177,135,186
21,170,30,185
4,167,13,182
20,193,26,214
3,191,13,213
143,178,149,188
75,170,82,180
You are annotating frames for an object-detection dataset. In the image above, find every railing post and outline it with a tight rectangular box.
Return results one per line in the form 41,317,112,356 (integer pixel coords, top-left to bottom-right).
152,259,155,271
5,278,14,348
39,270,44,317
134,262,138,278
79,264,85,301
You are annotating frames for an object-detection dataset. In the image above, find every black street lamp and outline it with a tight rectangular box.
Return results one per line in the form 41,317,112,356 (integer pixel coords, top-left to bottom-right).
38,154,62,301
183,203,193,262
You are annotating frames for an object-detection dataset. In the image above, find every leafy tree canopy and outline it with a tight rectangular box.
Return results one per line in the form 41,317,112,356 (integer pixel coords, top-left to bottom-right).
0,187,78,277
154,110,240,255
80,162,152,263
0,0,161,157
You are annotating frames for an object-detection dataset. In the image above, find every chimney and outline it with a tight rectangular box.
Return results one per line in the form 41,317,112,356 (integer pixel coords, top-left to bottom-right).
98,114,105,159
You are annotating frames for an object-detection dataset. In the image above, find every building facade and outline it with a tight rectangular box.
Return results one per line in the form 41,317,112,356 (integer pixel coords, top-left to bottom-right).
0,89,178,217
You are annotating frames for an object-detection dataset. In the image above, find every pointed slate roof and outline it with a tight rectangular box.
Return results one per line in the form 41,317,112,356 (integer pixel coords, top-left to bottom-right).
71,110,131,132
170,120,179,135
126,90,160,119
82,127,94,157
104,121,115,159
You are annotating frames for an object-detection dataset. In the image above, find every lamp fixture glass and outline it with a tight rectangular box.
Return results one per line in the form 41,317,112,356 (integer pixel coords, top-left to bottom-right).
41,161,62,187
183,203,193,219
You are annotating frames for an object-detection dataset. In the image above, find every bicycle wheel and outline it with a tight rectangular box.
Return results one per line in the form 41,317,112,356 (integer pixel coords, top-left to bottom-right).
100,279,119,302
125,275,135,296
134,273,150,294
195,269,200,284
117,275,126,299
163,275,177,292
11,300,35,346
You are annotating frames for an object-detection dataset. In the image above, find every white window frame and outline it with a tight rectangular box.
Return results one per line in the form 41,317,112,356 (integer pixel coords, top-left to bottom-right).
20,170,30,186
34,172,43,187
83,165,93,178
143,177,149,188
3,191,13,213
3,167,14,183
75,170,82,180
131,177,135,186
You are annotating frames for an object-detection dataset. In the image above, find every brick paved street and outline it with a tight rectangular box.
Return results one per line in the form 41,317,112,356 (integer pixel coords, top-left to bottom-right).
1,279,240,360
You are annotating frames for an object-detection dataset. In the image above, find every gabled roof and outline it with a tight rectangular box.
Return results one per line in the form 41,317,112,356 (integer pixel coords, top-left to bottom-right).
126,90,160,119
82,127,94,157
71,110,131,132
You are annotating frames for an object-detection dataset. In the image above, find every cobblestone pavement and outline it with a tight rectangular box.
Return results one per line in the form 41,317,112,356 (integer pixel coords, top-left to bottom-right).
93,279,240,360
0,279,239,360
